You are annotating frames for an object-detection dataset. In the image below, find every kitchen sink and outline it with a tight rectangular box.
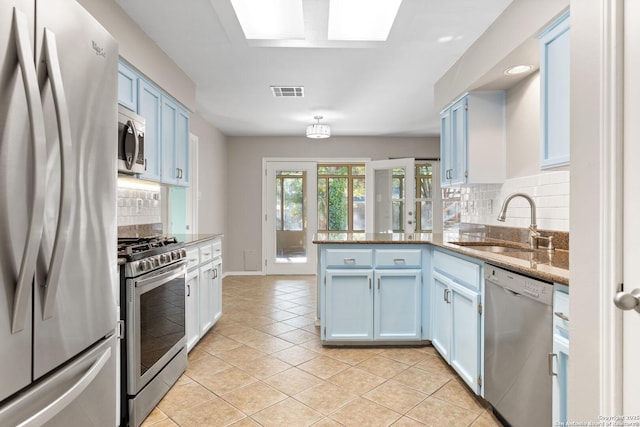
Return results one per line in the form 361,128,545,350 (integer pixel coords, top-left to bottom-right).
449,241,534,253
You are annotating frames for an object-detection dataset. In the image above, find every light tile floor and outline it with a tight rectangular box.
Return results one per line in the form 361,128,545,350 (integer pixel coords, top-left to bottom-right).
141,275,504,427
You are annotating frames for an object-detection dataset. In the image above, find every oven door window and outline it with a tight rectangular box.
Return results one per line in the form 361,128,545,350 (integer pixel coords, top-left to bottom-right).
139,274,185,376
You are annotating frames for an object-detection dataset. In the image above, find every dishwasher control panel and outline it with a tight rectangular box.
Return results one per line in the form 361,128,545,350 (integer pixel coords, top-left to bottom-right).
484,264,553,305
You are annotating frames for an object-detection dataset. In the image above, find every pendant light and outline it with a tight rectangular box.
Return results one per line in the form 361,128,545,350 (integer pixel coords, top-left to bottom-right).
306,116,331,139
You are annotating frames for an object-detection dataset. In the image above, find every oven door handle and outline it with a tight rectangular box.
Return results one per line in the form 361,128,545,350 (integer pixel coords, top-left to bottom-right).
135,262,187,294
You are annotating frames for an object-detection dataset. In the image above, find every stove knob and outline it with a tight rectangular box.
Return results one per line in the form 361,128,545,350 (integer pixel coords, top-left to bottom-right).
171,251,178,260
139,260,149,272
160,254,168,264
181,248,187,258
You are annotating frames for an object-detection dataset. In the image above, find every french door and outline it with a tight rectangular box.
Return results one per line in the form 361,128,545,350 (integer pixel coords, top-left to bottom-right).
365,158,415,234
622,0,640,413
263,161,317,275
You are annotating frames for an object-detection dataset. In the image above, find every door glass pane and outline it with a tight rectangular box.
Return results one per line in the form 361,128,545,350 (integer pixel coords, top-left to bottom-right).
276,170,307,263
318,179,327,230
328,177,348,230
353,178,366,231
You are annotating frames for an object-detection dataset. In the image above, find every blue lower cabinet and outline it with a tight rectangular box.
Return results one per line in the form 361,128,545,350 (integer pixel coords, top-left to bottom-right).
374,270,422,341
431,272,451,360
320,245,425,344
449,281,481,392
324,270,374,341
431,249,483,395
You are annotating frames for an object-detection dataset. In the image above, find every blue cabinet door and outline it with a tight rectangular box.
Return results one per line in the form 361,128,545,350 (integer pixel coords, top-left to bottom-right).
138,80,162,182
449,280,481,394
440,96,467,186
440,108,451,186
540,12,570,168
431,272,451,360
374,270,422,340
176,107,190,186
161,95,178,185
450,97,467,185
117,62,137,111
325,270,373,341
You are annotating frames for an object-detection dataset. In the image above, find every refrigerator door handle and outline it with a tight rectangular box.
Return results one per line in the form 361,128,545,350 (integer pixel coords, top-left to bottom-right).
40,29,75,321
16,346,111,427
11,8,47,334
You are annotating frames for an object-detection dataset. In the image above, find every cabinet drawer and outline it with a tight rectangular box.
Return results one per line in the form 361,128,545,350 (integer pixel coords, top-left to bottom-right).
212,240,222,259
433,250,480,290
325,249,373,268
553,287,570,339
186,247,200,270
376,249,421,268
199,244,214,263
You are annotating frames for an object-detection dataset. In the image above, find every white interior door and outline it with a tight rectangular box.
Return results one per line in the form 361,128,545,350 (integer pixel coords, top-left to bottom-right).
264,161,317,275
365,158,415,234
622,0,640,414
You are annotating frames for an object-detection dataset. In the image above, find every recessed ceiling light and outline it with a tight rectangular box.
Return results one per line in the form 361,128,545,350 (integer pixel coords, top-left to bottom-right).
328,0,403,41
231,0,304,40
504,65,533,75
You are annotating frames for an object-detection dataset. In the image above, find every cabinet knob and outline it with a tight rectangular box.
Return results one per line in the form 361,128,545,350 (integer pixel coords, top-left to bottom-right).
613,288,640,313
548,353,558,377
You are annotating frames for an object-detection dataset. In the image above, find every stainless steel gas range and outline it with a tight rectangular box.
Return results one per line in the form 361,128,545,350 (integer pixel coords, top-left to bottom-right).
118,236,188,427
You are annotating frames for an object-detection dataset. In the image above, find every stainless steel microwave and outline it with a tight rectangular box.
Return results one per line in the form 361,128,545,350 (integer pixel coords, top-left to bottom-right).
117,106,145,175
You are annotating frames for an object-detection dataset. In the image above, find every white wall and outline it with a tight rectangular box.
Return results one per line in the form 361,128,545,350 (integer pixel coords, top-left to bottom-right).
191,113,227,236
77,0,196,110
434,0,569,110
569,0,608,420
225,136,439,272
459,72,570,231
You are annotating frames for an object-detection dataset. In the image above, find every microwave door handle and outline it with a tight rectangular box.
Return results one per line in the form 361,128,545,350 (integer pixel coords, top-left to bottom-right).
11,9,47,334
40,29,75,320
130,120,139,171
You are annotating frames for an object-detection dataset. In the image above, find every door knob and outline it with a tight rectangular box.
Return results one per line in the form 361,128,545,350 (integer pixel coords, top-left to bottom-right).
613,288,640,313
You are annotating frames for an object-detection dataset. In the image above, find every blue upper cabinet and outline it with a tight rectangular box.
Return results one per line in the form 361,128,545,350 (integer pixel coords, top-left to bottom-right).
539,11,570,169
440,92,505,187
161,95,179,185
176,107,190,186
117,60,190,186
117,62,138,112
138,80,162,182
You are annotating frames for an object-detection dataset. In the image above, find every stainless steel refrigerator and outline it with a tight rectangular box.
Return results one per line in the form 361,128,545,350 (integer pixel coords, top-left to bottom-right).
0,0,118,425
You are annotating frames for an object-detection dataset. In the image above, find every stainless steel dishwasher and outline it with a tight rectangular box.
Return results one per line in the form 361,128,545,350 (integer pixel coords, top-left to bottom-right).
484,264,553,427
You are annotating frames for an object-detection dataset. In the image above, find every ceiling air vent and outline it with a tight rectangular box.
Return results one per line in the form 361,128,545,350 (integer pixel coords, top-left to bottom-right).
270,86,304,97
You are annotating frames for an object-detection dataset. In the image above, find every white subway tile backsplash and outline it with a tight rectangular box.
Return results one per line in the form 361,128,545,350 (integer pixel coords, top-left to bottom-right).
117,178,162,226
458,171,570,231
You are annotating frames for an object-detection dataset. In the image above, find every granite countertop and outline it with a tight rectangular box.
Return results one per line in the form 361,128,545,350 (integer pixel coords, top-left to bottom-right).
174,233,224,246
313,232,569,286
117,257,127,266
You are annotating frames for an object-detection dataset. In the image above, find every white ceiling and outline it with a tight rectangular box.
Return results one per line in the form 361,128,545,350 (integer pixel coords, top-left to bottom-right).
115,0,513,137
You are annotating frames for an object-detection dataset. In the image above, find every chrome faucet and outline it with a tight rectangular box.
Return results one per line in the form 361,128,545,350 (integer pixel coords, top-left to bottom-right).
497,193,540,249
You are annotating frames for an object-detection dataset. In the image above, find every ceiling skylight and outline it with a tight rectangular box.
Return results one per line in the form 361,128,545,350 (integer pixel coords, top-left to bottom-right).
328,0,402,41
231,0,304,40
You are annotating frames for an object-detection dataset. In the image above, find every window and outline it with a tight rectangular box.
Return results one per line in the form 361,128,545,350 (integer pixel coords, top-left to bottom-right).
317,164,366,232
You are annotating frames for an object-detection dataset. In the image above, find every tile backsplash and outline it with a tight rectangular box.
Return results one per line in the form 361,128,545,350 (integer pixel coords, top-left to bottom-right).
117,178,161,226
457,171,570,232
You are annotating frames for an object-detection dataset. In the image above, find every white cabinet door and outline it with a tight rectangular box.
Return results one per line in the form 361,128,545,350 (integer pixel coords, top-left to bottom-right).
449,280,481,394
374,270,422,341
199,262,214,336
325,270,373,341
185,269,200,352
431,272,451,360
212,258,222,325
